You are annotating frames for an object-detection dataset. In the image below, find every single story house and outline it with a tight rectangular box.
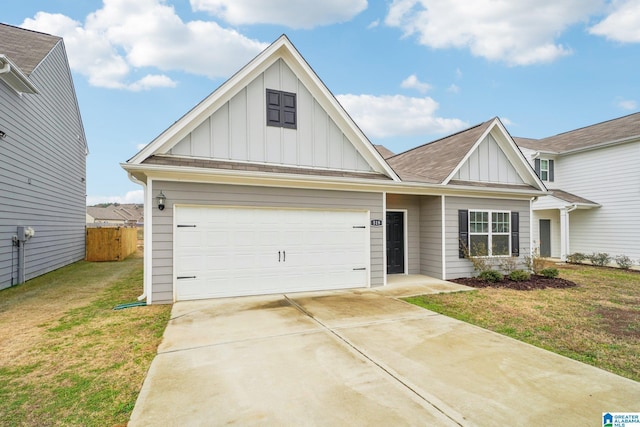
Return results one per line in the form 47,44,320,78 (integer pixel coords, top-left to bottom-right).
123,35,546,304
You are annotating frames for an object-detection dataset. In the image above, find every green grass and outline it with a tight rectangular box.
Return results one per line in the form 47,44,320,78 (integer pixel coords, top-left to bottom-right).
405,264,640,382
0,252,171,426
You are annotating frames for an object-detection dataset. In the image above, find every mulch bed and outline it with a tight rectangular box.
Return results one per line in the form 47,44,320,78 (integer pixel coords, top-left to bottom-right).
450,275,578,290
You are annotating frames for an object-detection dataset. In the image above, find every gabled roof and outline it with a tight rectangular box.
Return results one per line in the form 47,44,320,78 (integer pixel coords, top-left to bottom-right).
127,34,399,181
386,117,545,190
374,145,395,159
0,23,61,94
388,120,493,184
516,112,640,154
0,23,60,75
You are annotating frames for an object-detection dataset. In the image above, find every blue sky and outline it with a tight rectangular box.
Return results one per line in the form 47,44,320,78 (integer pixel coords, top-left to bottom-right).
4,0,640,204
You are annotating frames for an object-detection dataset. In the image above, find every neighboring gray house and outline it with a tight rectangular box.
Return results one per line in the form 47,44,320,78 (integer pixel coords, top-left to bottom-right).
517,112,640,262
0,24,87,289
123,35,545,304
86,204,144,226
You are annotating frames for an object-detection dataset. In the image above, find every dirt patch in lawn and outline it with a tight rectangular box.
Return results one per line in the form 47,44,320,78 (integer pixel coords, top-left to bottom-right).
450,275,578,290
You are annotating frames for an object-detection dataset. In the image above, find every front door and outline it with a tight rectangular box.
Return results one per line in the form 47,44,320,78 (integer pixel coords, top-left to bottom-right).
386,211,405,274
539,219,551,257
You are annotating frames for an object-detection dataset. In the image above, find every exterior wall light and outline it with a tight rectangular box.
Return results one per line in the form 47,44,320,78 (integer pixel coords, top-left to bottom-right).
156,191,166,211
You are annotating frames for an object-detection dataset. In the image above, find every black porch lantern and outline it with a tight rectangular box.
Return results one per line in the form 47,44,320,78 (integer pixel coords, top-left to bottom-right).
156,191,166,211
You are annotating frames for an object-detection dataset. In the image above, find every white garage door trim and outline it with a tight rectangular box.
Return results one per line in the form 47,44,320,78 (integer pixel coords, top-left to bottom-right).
173,205,371,301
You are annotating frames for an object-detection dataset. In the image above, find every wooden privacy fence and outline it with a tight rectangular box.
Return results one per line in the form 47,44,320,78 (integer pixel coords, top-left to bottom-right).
86,227,137,262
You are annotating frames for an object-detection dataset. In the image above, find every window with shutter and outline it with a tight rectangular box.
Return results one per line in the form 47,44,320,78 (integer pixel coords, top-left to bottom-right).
266,89,296,129
461,209,516,257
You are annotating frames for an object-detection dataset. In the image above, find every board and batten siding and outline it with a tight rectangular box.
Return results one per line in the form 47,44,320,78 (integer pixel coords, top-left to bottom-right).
386,194,421,274
0,42,86,290
419,196,443,278
444,197,530,279
453,134,524,185
551,142,640,260
169,59,372,172
151,181,384,304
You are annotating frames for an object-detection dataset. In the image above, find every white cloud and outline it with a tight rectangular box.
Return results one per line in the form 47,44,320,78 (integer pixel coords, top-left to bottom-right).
191,0,367,29
590,0,640,42
385,0,602,65
21,0,267,90
337,93,467,139
87,190,144,206
500,117,514,126
447,83,460,93
616,98,638,110
368,19,380,29
400,74,431,93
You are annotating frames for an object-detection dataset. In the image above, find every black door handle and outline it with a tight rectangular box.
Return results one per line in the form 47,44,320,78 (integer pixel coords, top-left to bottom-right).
278,251,281,262
283,250,286,262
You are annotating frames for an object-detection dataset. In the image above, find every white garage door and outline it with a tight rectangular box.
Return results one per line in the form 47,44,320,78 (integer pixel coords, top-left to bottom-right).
174,206,369,300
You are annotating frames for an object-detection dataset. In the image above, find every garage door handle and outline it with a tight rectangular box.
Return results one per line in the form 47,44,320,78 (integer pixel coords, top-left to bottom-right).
353,268,366,271
278,251,281,262
177,276,196,279
283,250,286,262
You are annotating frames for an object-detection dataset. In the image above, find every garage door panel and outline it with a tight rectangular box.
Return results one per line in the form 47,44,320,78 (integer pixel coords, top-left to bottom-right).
175,206,369,300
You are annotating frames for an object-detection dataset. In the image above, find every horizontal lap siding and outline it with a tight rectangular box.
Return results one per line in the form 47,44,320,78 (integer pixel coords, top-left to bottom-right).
444,197,530,279
557,143,640,260
420,196,443,278
151,181,383,303
0,43,86,289
386,194,421,274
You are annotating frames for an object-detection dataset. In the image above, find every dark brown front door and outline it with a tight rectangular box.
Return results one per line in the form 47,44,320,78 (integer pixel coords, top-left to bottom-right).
386,212,404,274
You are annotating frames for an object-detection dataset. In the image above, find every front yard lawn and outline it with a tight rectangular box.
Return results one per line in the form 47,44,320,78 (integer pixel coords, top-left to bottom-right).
0,251,171,426
405,263,640,382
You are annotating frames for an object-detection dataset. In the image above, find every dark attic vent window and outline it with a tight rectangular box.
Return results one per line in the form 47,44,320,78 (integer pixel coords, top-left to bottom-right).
266,89,296,129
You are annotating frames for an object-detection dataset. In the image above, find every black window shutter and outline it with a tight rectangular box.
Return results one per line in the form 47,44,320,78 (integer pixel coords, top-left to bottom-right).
534,158,541,177
458,210,469,258
282,92,296,129
511,212,520,257
266,89,281,126
548,159,554,182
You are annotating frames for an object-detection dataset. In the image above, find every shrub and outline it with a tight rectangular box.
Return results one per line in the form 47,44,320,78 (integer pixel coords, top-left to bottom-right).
509,269,531,282
478,269,503,282
460,240,493,273
566,253,586,264
615,255,634,270
540,267,559,278
589,252,611,267
497,257,519,274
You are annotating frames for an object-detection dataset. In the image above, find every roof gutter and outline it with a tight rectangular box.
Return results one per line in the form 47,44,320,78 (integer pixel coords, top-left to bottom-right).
0,55,39,94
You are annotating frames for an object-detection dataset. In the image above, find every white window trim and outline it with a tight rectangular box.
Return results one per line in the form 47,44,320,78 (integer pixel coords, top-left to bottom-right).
539,159,549,182
468,209,511,257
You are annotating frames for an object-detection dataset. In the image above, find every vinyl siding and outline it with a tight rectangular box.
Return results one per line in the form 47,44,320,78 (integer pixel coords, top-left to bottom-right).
419,196,443,278
0,42,86,290
444,197,530,279
151,181,384,303
556,142,640,259
532,210,561,258
169,59,373,172
386,194,420,274
454,134,524,185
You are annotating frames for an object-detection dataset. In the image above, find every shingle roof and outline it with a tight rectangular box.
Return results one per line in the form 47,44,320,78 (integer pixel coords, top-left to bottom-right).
143,155,392,180
516,112,640,153
374,145,395,159
387,119,494,184
548,189,599,207
0,23,60,75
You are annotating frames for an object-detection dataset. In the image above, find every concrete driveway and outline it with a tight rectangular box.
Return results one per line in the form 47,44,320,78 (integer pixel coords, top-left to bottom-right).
130,279,640,426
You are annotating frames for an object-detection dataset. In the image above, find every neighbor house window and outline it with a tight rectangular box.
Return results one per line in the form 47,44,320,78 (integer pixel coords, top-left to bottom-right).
468,210,511,256
535,158,554,182
266,89,296,129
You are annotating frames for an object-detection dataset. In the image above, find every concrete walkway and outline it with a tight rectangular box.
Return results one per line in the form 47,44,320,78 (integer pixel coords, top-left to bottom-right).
130,280,640,426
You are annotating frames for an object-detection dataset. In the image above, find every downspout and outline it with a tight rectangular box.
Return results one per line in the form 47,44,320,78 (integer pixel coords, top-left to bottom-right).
530,197,537,256
128,173,148,301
